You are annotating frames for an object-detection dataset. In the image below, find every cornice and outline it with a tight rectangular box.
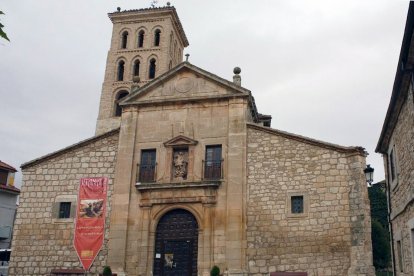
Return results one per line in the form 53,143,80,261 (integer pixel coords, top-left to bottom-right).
21,128,120,170
247,123,367,156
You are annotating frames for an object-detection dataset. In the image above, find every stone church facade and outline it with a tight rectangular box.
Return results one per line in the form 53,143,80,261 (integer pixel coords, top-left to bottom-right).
9,5,374,276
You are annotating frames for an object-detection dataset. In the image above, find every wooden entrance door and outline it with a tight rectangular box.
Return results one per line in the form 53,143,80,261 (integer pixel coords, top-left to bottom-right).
153,209,198,276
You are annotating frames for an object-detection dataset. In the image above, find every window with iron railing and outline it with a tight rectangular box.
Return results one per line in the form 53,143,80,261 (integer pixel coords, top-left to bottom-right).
138,149,157,183
203,145,222,180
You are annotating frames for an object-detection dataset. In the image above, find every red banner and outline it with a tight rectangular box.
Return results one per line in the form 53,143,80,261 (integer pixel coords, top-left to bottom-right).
74,177,108,271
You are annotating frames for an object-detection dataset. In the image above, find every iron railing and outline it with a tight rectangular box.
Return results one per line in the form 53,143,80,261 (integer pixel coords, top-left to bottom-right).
202,159,223,180
136,163,157,183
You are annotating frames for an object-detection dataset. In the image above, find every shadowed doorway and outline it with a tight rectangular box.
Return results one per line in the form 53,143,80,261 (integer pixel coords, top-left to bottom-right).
153,209,198,276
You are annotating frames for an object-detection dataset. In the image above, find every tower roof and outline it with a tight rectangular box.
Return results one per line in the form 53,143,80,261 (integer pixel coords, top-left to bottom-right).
108,6,189,47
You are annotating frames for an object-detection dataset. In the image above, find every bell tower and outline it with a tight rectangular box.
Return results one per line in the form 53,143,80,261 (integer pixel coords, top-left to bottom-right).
95,5,189,135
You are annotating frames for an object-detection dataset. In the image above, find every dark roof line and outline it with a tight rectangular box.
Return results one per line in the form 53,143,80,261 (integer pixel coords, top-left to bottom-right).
0,161,17,172
0,184,20,194
21,128,120,170
248,123,366,155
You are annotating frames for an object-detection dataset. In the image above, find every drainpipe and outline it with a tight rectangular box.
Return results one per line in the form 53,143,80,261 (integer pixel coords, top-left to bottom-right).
384,159,396,276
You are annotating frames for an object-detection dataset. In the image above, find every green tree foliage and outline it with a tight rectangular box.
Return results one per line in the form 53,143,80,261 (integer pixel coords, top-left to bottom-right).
210,265,220,276
0,10,10,41
371,219,391,269
102,266,112,276
368,182,389,229
368,182,391,270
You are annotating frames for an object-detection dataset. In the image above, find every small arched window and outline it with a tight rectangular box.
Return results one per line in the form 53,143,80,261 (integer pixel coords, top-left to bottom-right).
149,59,156,79
115,91,129,117
133,60,140,77
117,60,125,81
154,29,161,46
169,60,172,70
138,30,145,48
121,31,128,49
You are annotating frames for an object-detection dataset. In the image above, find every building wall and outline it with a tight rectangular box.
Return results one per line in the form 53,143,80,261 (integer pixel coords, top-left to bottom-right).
96,10,186,135
0,192,18,249
8,132,119,276
246,126,374,276
387,84,414,275
107,79,250,275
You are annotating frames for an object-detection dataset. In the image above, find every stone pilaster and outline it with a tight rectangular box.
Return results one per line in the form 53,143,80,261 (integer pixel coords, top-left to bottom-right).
107,108,139,275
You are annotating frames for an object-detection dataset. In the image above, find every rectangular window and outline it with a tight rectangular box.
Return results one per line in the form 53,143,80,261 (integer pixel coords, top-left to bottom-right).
139,149,156,183
0,169,8,185
291,196,304,214
58,202,71,219
389,148,396,182
204,145,222,180
397,240,404,272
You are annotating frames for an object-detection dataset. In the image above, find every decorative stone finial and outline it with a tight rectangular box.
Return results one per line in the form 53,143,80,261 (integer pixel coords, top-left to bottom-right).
117,7,121,12
167,2,171,6
185,53,190,62
233,67,241,86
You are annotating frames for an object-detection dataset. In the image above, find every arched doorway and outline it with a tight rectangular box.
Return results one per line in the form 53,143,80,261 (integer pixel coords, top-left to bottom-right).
153,209,198,276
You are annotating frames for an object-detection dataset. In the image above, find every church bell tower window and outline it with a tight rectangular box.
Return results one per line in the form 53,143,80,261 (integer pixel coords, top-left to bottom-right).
117,60,125,81
121,31,128,49
133,60,140,77
149,58,156,79
154,29,161,46
114,90,129,117
138,30,145,48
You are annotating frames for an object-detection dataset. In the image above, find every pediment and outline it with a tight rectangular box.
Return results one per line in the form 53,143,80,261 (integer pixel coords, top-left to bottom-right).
163,135,198,147
121,62,251,106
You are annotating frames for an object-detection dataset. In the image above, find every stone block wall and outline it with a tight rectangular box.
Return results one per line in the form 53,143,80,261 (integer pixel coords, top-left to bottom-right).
387,84,414,275
246,125,373,276
8,131,119,276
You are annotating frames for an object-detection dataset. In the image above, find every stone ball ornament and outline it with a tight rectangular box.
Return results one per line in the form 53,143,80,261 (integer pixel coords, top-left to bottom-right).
233,67,241,75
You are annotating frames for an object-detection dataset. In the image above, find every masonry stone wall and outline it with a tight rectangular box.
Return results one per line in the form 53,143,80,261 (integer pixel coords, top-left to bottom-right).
96,8,186,136
387,84,414,275
246,126,373,276
8,132,119,276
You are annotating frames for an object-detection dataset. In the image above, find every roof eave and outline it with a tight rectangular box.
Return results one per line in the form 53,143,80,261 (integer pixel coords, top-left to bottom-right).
248,123,366,156
376,2,414,154
21,128,120,170
108,6,189,47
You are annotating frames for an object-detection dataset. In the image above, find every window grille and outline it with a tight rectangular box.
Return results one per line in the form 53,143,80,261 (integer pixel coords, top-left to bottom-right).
291,196,304,214
58,202,71,219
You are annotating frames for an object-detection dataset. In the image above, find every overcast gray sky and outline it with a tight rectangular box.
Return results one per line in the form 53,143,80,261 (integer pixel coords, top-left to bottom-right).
0,0,409,187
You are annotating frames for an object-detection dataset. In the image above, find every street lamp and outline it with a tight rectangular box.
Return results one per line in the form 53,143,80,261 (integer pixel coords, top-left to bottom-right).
364,164,374,186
